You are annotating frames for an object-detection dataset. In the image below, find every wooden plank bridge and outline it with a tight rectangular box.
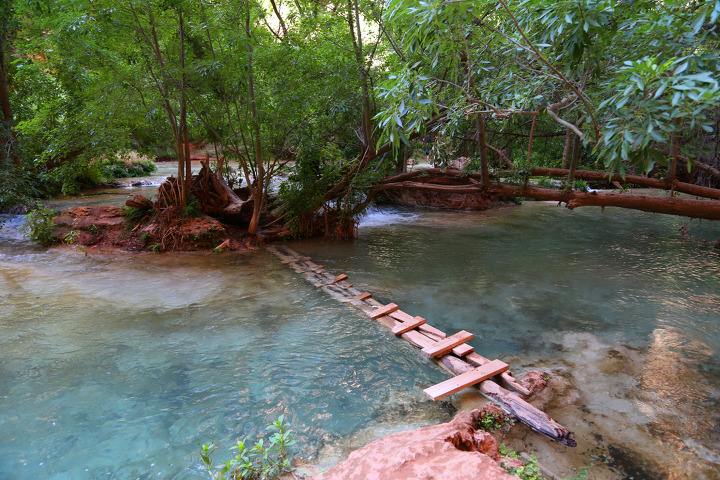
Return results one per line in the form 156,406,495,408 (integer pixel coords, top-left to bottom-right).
267,245,576,447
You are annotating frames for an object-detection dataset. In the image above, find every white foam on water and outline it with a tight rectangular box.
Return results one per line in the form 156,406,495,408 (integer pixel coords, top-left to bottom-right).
358,207,420,228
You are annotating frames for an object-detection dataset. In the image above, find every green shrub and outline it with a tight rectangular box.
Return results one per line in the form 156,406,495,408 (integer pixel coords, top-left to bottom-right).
477,413,507,432
199,415,295,480
573,179,589,192
183,194,203,218
20,205,57,246
536,177,558,189
499,445,542,480
63,230,79,244
498,444,592,480
99,153,157,180
122,205,147,228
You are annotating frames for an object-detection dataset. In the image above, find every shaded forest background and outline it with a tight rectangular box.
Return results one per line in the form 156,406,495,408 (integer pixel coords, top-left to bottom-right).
1,0,719,236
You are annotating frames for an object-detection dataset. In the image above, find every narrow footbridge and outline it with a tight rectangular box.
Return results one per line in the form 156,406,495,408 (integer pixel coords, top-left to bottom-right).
267,245,576,447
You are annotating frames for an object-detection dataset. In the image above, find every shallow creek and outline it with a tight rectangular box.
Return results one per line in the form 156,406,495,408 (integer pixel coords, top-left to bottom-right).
1,190,719,479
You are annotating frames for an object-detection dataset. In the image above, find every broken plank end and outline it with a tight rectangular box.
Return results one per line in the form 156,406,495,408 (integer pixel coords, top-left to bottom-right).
452,343,474,357
352,292,372,301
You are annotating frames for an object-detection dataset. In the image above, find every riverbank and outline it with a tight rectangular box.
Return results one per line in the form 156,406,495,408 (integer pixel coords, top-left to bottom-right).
51,205,264,253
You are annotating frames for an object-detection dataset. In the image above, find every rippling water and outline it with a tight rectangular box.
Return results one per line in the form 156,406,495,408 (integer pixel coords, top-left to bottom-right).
0,244,448,479
292,203,720,479
1,199,719,479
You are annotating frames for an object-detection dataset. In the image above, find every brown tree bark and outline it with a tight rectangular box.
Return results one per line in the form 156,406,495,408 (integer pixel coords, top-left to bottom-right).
0,35,18,166
245,0,264,235
0,39,11,122
529,167,720,200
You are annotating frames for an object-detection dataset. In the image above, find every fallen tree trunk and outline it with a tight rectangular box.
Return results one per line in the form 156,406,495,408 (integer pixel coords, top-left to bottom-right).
368,304,576,447
371,167,720,220
490,184,720,220
528,168,720,200
435,354,576,447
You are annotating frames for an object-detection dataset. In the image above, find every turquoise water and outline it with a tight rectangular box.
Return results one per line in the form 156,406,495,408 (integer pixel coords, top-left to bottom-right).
0,241,447,479
292,203,720,479
1,200,719,479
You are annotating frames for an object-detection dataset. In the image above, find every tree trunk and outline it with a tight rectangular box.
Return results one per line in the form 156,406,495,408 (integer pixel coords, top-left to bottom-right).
561,128,572,169
348,0,373,150
669,118,681,189
179,10,191,207
0,35,18,166
246,0,264,235
527,113,537,162
193,159,253,223
0,37,12,123
476,113,490,189
368,167,720,220
491,183,720,220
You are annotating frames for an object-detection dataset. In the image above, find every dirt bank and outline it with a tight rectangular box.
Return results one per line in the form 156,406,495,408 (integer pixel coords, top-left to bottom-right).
52,205,261,253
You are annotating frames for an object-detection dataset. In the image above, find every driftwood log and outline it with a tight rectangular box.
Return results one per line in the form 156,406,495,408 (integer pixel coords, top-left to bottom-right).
267,245,577,447
192,157,253,224
125,194,153,210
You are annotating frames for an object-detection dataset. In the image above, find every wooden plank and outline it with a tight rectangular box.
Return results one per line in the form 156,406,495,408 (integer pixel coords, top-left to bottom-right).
392,316,426,335
369,303,400,319
388,309,415,323
452,343,474,357
423,359,509,400
421,330,473,358
418,323,446,339
401,329,436,349
466,353,531,397
282,256,310,264
268,245,577,447
389,310,446,339
352,292,372,301
345,286,363,296
376,315,396,330
331,274,348,284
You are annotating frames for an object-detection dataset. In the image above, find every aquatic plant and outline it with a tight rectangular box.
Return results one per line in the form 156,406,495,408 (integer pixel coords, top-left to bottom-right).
199,415,295,480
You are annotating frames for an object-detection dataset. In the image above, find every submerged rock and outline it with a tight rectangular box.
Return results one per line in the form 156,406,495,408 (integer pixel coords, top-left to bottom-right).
310,409,516,480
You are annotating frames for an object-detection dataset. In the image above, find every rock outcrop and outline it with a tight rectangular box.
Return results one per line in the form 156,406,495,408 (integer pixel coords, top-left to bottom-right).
310,409,518,480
